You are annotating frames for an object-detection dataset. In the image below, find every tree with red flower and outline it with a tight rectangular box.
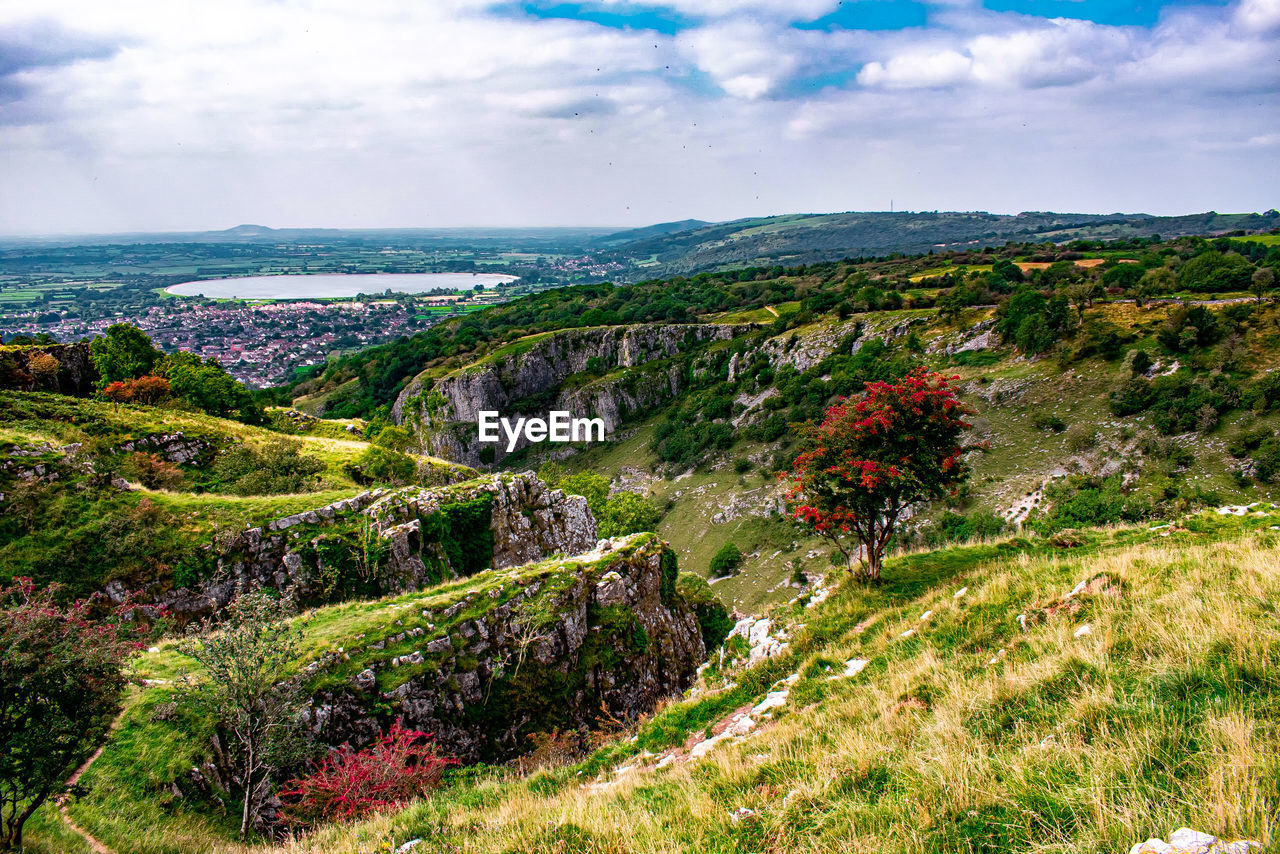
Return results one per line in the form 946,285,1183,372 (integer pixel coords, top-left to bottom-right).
0,579,144,850
784,369,979,582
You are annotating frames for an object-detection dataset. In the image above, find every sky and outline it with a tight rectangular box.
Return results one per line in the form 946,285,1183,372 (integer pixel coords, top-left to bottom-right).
0,0,1277,234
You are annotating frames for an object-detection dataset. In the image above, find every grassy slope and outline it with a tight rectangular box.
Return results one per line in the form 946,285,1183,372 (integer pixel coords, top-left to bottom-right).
0,392,469,591
532,301,1278,614
49,535,670,854
131,507,1276,854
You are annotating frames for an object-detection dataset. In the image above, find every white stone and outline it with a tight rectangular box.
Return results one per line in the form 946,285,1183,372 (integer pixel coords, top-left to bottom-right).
1168,828,1217,853
841,658,869,678
899,628,915,639
747,618,772,648
953,587,968,598
988,648,1006,665
919,609,933,621
752,690,789,715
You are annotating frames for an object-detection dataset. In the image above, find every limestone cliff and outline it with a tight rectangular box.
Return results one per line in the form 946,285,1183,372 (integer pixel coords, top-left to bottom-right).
0,342,98,395
393,323,752,466
299,532,708,763
107,472,597,619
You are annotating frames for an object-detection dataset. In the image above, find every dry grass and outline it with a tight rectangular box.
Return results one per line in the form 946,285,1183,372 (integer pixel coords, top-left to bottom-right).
229,522,1280,854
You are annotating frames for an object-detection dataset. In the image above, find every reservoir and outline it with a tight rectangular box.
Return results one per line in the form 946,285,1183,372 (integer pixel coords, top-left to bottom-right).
166,272,518,300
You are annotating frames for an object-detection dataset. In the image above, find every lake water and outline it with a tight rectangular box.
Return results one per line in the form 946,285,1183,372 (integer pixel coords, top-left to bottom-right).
165,272,519,300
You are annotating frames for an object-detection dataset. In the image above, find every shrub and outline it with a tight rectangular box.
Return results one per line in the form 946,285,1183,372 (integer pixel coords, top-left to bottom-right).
559,472,610,517
599,492,661,538
281,721,456,825
1130,350,1152,376
348,445,415,486
924,510,1006,547
211,439,326,494
709,542,743,578
120,451,185,490
1064,425,1097,452
675,573,732,651
1031,475,1150,533
1030,412,1066,432
372,425,414,452
1253,438,1280,482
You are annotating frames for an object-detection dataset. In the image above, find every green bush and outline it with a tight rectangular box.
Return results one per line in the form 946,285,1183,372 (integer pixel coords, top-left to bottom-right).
675,573,732,651
559,472,609,516
209,439,325,495
1030,412,1066,432
708,542,743,578
347,444,416,486
599,492,661,538
1031,475,1150,533
1252,438,1280,482
923,510,1006,547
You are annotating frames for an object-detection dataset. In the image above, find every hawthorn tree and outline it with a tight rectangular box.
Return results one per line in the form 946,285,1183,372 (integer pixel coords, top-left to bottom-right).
0,580,142,851
178,591,305,839
785,369,978,582
90,323,161,388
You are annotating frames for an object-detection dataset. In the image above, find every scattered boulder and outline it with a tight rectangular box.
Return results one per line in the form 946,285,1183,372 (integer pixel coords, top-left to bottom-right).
1129,827,1261,854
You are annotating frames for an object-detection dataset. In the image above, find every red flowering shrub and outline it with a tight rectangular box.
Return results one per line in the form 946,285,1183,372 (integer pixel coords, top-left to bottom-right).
281,721,457,825
101,375,171,407
785,369,979,581
0,579,145,850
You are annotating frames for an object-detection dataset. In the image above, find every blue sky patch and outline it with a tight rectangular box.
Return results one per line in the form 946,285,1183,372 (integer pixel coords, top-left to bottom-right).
489,2,695,35
981,0,1235,27
794,1,929,32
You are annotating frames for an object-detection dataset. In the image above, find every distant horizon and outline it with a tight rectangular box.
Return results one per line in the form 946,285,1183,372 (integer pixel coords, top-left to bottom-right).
2,206,1276,242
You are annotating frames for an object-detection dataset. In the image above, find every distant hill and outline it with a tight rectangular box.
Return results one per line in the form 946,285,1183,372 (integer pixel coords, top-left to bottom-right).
603,209,1280,276
593,219,715,246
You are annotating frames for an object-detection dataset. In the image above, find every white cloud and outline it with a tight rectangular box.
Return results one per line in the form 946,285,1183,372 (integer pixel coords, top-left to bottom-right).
857,49,971,88
1234,0,1280,32
676,20,804,98
0,0,1276,233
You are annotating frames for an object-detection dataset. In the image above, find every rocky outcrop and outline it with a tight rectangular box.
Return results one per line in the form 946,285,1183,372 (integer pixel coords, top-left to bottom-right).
746,313,926,376
106,472,597,620
0,342,98,395
394,324,751,466
300,532,707,763
117,432,216,466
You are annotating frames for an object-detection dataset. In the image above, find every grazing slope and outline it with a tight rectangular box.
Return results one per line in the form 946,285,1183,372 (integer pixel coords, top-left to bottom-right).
49,509,1276,854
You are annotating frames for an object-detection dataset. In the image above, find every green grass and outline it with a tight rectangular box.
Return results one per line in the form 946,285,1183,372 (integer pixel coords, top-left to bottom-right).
82,509,1270,854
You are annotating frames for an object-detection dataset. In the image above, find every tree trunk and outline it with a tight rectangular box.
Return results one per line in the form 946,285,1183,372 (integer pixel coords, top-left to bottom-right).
5,790,46,852
240,745,254,838
865,545,883,582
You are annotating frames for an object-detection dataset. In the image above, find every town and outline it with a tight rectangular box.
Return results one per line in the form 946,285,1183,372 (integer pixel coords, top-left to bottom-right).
0,296,487,387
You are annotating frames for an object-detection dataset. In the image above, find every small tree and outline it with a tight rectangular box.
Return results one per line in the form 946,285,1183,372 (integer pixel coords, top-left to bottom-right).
90,323,161,388
0,579,141,851
785,369,978,582
178,591,305,838
1252,266,1276,305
